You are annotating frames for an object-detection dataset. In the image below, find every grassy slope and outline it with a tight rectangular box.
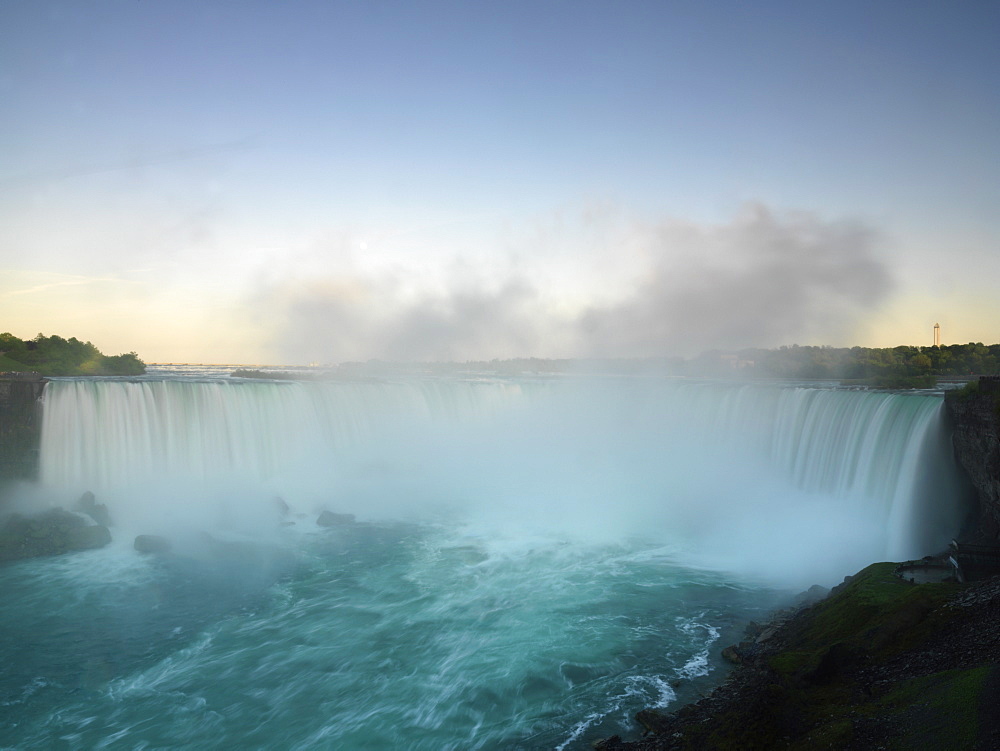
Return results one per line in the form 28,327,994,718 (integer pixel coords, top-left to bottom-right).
641,563,995,750
0,353,29,371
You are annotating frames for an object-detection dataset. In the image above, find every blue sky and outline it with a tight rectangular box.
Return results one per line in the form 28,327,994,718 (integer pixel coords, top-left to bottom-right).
2,1,998,363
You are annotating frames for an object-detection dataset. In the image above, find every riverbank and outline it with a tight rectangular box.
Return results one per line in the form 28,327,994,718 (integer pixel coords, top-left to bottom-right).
597,561,1000,750
600,376,1000,749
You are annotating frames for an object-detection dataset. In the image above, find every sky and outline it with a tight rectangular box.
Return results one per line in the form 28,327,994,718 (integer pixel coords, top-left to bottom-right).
1,0,997,364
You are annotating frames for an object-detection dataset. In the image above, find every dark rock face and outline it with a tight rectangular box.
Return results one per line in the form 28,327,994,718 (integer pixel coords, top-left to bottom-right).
0,374,45,481
0,508,111,562
945,382,1000,539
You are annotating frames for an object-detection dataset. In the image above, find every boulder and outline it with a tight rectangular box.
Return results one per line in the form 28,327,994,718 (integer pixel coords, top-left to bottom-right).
721,645,745,665
317,510,356,526
0,508,111,561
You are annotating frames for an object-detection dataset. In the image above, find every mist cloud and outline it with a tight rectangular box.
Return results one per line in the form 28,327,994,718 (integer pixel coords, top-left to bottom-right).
578,203,893,357
259,203,894,364
260,273,554,363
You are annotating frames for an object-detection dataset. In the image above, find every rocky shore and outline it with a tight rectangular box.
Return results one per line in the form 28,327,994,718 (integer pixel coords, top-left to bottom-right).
596,378,1000,750
595,561,1000,750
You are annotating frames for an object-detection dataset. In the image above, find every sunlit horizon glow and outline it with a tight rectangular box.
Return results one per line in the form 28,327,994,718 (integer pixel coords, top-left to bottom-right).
2,1,998,364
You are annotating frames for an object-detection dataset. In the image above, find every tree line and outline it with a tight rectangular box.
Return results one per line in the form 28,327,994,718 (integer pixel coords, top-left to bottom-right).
687,343,1000,386
0,332,145,376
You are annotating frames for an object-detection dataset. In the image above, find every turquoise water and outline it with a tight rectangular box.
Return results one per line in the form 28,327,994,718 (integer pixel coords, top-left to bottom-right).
0,523,784,749
0,374,969,748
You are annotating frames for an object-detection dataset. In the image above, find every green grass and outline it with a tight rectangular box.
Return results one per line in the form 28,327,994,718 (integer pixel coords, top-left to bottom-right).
0,353,30,371
779,564,962,660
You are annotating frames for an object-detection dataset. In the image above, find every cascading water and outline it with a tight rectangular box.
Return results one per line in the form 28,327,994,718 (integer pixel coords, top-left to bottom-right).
1,372,970,749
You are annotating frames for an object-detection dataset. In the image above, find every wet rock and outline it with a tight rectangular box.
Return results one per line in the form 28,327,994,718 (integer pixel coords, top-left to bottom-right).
755,625,782,644
721,645,743,665
317,510,356,526
721,643,759,665
76,490,111,526
636,708,672,735
592,735,624,749
134,534,172,554
0,508,111,561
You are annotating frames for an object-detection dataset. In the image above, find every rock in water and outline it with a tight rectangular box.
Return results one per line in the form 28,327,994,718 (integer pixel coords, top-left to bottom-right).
0,508,111,561
67,523,112,550
76,490,111,526
134,534,172,554
317,510,356,526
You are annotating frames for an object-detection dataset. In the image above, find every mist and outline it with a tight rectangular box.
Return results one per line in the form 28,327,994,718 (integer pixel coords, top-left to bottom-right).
37,377,961,589
258,203,893,365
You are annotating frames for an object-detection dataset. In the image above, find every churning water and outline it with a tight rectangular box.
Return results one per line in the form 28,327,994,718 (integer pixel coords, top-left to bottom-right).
0,372,970,748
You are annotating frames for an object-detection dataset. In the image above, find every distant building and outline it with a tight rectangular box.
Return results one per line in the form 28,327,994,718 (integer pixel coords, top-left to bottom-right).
934,323,941,347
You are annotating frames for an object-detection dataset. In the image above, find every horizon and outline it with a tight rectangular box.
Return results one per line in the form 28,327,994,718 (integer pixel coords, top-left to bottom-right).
2,1,998,363
151,337,1000,369
5,327,997,369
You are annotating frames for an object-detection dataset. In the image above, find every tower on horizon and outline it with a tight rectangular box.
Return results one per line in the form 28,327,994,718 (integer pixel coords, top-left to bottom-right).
934,322,941,347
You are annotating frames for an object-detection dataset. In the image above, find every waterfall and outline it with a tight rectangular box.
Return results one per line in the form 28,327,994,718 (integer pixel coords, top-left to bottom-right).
6,375,977,748
37,376,969,583
40,378,528,490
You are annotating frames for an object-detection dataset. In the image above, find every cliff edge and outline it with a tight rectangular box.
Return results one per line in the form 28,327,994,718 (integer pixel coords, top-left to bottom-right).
945,376,1000,540
0,373,45,482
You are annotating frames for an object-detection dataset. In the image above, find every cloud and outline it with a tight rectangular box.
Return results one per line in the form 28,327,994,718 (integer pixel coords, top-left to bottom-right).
256,202,894,363
577,203,894,356
259,272,554,363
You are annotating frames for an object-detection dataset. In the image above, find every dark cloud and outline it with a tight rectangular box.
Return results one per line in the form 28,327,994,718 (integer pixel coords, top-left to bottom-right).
260,203,894,363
